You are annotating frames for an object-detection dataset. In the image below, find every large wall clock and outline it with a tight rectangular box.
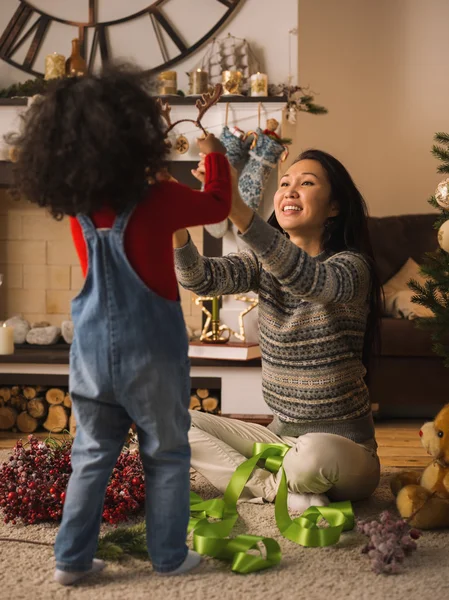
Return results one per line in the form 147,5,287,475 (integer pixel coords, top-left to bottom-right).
0,0,244,78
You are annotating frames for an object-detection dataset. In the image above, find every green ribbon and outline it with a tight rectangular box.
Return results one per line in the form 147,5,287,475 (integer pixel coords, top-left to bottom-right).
189,442,354,573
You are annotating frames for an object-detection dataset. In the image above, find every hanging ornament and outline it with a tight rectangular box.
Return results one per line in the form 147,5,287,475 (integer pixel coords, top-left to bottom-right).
438,219,449,252
175,135,189,154
435,178,449,209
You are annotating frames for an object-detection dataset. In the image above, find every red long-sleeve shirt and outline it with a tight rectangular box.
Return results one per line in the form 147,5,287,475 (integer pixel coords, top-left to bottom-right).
70,153,231,301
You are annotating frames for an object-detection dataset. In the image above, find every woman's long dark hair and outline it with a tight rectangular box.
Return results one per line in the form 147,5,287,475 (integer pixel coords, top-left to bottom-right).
6,64,169,220
268,149,382,381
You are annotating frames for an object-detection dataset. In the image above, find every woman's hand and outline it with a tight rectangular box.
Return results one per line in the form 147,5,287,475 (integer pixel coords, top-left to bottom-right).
173,229,189,248
191,155,253,233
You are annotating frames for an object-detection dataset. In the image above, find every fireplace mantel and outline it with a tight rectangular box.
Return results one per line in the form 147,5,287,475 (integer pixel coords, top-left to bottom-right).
0,95,287,185
0,347,268,416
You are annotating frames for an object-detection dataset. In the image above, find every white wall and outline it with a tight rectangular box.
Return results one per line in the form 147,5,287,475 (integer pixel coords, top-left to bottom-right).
296,0,449,217
0,0,298,92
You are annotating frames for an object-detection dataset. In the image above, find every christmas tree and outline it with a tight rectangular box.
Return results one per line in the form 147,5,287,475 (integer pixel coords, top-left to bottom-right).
409,132,449,366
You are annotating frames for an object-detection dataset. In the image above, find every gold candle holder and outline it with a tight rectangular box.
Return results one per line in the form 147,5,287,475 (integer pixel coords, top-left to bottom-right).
250,72,268,97
158,71,177,95
222,70,242,95
203,297,229,344
189,68,209,95
44,52,65,80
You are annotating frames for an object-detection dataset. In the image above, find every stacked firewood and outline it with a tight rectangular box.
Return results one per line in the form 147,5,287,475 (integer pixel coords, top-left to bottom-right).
0,386,71,434
189,388,220,414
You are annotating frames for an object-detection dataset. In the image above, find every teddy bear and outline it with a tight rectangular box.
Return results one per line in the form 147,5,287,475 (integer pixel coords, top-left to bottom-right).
390,403,449,529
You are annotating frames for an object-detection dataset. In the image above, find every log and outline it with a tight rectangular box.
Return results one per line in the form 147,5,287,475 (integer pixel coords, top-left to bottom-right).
11,386,20,397
202,396,219,413
0,387,11,403
189,395,201,410
9,395,20,409
69,413,76,437
196,388,209,400
43,405,68,433
0,406,17,430
23,387,37,400
10,395,27,412
27,398,47,419
63,394,72,408
16,411,39,433
46,388,65,405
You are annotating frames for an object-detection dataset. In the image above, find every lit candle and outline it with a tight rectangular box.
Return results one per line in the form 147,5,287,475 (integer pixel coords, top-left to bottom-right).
250,72,268,97
0,323,14,355
211,297,219,321
189,68,209,95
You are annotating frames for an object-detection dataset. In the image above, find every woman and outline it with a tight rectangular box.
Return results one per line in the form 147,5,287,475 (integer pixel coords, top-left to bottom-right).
173,149,382,512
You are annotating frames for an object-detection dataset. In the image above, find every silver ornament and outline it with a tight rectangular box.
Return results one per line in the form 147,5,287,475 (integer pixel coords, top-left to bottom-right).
435,178,449,209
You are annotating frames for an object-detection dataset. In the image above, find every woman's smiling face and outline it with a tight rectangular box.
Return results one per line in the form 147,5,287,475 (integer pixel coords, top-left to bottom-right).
273,159,339,238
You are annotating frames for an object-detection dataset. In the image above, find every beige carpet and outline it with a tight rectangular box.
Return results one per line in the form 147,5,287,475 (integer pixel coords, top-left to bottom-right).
0,449,448,600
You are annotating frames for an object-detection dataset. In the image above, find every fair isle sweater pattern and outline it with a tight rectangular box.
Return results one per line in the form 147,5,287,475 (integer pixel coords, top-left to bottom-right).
175,213,374,442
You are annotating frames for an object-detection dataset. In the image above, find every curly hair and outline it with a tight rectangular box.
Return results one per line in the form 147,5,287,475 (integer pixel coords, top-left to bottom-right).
6,65,169,220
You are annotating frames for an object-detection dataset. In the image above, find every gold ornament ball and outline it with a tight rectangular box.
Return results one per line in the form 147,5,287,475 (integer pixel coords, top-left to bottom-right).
435,178,449,209
438,219,449,252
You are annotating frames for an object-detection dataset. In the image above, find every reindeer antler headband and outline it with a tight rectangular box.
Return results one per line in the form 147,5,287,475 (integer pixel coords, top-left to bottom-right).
157,83,223,137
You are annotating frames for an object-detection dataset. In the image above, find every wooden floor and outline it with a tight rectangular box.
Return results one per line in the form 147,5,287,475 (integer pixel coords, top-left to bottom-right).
0,420,430,469
375,420,429,469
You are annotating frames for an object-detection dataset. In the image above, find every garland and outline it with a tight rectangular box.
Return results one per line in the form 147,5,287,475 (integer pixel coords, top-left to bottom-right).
0,78,49,99
0,434,144,525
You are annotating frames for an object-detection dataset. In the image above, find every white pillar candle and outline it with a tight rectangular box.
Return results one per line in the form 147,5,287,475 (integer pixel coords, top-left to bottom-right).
0,324,14,355
250,72,268,97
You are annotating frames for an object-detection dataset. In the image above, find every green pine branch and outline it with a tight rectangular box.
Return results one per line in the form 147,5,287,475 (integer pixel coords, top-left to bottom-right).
301,102,328,115
431,144,449,163
97,523,149,561
434,132,449,146
0,78,48,98
410,131,449,366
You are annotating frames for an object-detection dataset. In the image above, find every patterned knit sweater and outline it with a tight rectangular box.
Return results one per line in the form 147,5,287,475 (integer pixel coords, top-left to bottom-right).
174,213,375,443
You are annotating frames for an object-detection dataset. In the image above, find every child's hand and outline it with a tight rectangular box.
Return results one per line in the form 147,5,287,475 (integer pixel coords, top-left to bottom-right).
191,153,206,184
196,133,226,155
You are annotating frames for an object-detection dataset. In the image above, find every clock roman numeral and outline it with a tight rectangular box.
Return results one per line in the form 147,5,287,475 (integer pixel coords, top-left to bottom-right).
0,3,51,71
150,7,187,54
88,24,110,71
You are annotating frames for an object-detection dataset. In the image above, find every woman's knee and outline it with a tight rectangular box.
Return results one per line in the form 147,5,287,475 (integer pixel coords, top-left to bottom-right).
282,435,336,494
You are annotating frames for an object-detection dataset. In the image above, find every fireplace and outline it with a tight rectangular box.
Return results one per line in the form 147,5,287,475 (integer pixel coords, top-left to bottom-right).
0,96,289,424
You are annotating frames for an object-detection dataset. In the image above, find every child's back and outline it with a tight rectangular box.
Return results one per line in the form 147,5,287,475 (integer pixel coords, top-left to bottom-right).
8,65,232,583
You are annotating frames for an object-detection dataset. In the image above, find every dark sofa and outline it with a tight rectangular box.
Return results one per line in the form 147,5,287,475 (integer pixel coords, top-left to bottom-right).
367,213,449,419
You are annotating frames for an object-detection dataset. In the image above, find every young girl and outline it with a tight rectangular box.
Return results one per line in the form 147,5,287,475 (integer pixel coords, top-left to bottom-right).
174,149,382,513
8,66,231,583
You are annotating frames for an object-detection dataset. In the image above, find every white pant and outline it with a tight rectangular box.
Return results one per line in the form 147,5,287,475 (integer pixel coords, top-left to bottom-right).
189,411,380,503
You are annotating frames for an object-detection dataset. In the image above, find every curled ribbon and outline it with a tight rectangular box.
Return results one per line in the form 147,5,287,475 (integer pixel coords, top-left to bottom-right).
188,443,354,573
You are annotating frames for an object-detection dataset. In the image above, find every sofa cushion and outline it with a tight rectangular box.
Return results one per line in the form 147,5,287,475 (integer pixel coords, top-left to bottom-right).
367,214,437,285
382,257,434,319
378,317,435,357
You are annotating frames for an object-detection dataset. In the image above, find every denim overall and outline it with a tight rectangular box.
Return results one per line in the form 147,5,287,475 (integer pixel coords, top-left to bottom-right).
54,205,191,573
